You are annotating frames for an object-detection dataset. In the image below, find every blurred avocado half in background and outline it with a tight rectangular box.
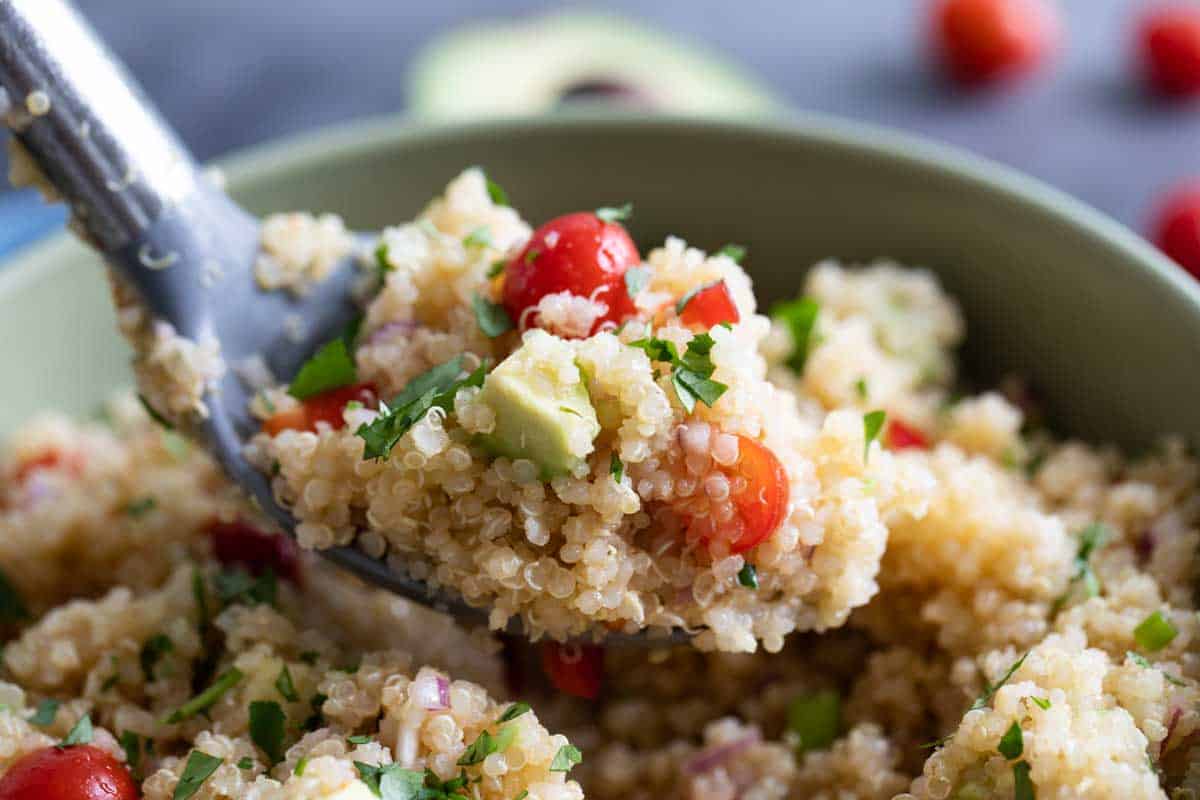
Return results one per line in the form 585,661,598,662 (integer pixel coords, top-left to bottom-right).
408,12,782,119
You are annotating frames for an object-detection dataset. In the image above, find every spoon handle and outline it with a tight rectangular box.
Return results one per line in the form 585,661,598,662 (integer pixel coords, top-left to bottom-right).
0,0,257,332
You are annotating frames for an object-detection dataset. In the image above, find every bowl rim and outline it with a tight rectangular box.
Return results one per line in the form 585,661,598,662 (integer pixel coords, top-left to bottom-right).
3,110,1196,314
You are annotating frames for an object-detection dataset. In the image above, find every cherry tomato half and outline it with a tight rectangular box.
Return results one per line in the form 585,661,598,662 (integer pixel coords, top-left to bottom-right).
540,641,604,700
262,383,376,436
886,419,931,451
678,281,740,330
12,450,85,484
932,0,1060,86
687,436,790,554
1151,181,1200,280
503,212,639,336
0,745,138,800
207,519,301,582
1138,5,1200,98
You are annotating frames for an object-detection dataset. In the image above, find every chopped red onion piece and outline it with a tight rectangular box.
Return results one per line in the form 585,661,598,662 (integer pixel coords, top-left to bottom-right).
681,731,760,776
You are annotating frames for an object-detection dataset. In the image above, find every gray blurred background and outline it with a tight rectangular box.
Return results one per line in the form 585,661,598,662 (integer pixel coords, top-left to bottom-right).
4,0,1199,247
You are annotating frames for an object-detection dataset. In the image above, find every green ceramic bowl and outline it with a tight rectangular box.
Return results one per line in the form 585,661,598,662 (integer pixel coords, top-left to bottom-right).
3,113,1198,448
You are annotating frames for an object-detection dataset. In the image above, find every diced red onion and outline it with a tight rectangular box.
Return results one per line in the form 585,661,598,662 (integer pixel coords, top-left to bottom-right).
1161,706,1184,759
410,672,448,711
681,731,760,776
437,676,450,710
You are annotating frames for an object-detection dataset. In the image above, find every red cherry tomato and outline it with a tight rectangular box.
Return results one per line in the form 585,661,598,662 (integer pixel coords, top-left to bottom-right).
207,519,300,582
540,642,603,700
726,436,790,553
1138,6,1200,98
886,419,931,450
503,212,639,336
0,745,138,800
678,281,740,329
1151,181,1200,280
262,383,376,436
932,0,1060,86
12,450,84,483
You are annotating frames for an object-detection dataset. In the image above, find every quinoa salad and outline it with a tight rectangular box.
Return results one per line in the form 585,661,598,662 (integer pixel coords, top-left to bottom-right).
1,168,1197,800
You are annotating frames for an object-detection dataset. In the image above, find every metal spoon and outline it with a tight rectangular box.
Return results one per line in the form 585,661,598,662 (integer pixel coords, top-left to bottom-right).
0,0,684,645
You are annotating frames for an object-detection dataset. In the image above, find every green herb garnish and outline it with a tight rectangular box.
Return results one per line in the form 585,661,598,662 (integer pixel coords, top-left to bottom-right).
192,568,209,631
498,702,531,723
595,204,632,223
29,698,59,726
1127,651,1186,686
0,567,30,624
164,668,244,724
464,227,493,249
998,721,1023,760
1030,697,1052,710
549,744,583,772
737,563,758,589
59,713,92,747
787,690,840,753
294,756,309,775
457,726,516,766
374,242,392,277
770,297,819,374
1134,610,1178,652
213,568,277,608
302,693,327,731
356,357,486,461
485,174,509,207
624,266,651,300
237,756,254,769
138,394,174,429
717,244,746,263
630,333,728,413
1012,760,1035,800
354,762,425,798
124,496,157,517
173,750,222,800
287,331,358,401
347,734,372,745
863,410,887,461
854,378,868,401
140,634,174,681
487,260,506,279
249,700,286,764
1051,523,1111,614
275,665,298,702
971,652,1029,711
119,731,142,775
473,294,514,338
610,453,624,483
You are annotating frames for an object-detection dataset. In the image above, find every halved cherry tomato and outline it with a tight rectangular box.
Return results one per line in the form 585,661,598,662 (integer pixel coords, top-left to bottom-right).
726,436,790,553
679,280,740,329
1138,5,1200,98
0,745,138,800
1151,181,1200,280
503,212,639,336
540,641,604,700
12,450,84,484
932,0,1060,86
886,419,930,450
262,383,376,436
207,519,301,582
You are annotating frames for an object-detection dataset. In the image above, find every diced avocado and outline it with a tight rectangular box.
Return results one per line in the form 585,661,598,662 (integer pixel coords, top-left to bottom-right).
477,331,600,479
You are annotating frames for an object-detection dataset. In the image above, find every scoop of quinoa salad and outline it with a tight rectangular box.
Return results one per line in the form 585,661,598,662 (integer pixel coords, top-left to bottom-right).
237,169,935,652
38,168,1197,799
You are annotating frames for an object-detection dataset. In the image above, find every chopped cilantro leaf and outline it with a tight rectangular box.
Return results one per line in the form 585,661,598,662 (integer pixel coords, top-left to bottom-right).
1127,651,1186,686
862,410,887,461
119,731,142,775
192,568,210,631
29,698,59,726
998,721,1023,760
787,690,840,753
374,242,392,277
610,452,624,483
303,693,327,731
1012,760,1035,800
294,756,309,775
498,702,531,723
970,652,1029,711
347,734,372,745
595,204,632,223
124,496,157,517
249,700,286,764
1051,523,1111,614
59,713,92,747
1134,610,1178,652
514,793,529,800
487,259,507,279
237,756,254,769
0,567,30,624
473,294,514,338
354,761,425,798
630,334,728,413
138,394,174,429
1031,697,1052,710
485,175,509,207
624,266,651,300
140,633,174,681
213,568,277,608
275,665,298,702
771,298,820,374
457,730,498,766
173,750,222,800
717,244,746,263
464,227,493,249
164,668,244,724
356,357,486,461
287,335,357,401
737,563,758,589
549,743,583,772
854,378,868,401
